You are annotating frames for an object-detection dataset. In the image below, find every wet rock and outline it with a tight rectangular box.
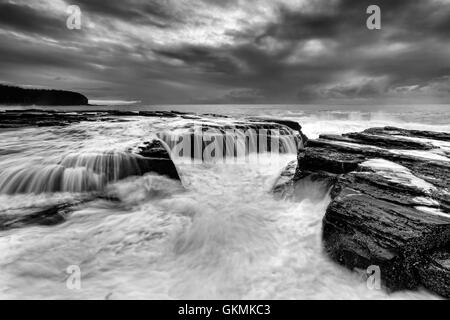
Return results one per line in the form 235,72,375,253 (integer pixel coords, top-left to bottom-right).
156,118,304,159
272,160,297,198
0,110,185,128
0,147,182,196
304,136,450,189
137,140,171,159
201,113,230,118
365,127,450,142
319,131,435,150
273,160,335,202
286,126,450,297
248,118,308,147
138,110,179,118
0,111,308,160
0,202,77,231
418,246,450,298
0,110,90,128
0,195,123,232
247,117,303,133
323,177,450,292
135,140,181,181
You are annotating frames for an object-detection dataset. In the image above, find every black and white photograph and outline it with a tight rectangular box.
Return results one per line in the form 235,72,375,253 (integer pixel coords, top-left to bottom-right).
0,0,449,304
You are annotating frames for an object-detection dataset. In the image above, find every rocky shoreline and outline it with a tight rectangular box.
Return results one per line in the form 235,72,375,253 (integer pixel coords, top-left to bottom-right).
0,110,300,230
279,126,450,298
0,109,182,128
1,110,449,297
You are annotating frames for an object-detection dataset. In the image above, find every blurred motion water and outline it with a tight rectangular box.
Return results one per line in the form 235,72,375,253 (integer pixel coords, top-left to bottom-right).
0,104,448,299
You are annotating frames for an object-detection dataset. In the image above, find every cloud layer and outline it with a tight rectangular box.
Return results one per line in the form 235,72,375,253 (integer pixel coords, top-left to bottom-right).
0,0,449,103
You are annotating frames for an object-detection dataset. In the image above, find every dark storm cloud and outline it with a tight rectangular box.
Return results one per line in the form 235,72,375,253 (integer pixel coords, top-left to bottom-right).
0,0,449,103
260,10,341,41
154,47,242,74
70,0,178,27
250,0,450,102
0,1,68,38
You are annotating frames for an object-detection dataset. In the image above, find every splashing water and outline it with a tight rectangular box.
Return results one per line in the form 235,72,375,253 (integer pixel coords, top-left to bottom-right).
156,118,300,161
0,152,168,194
0,105,448,299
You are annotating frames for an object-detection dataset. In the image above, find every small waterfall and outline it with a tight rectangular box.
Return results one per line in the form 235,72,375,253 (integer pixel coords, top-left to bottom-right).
0,165,66,194
157,124,301,161
0,151,156,195
59,152,145,181
61,167,103,193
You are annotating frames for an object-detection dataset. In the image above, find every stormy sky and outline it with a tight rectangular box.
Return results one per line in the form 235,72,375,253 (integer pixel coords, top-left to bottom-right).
0,0,449,104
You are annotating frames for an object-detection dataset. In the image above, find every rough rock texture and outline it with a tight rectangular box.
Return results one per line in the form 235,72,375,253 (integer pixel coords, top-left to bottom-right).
246,117,303,133
417,246,450,297
135,140,181,181
286,126,450,297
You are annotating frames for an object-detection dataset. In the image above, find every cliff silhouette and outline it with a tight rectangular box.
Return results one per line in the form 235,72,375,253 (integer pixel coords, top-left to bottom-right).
0,84,88,106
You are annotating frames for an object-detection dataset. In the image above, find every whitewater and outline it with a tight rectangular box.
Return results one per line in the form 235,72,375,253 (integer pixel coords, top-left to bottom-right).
0,104,449,299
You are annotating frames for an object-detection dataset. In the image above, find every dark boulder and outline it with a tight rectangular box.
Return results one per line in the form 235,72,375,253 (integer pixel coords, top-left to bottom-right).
135,140,181,181
284,126,450,297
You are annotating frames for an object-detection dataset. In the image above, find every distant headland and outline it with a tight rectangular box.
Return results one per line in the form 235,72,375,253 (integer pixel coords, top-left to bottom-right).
0,84,88,106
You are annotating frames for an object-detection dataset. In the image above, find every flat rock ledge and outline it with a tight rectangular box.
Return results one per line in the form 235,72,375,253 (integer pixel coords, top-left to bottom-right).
0,109,181,128
278,126,450,298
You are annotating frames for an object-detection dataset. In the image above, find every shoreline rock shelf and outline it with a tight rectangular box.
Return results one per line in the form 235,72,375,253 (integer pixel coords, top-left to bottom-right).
1,109,449,297
0,109,182,128
0,111,301,232
282,126,450,298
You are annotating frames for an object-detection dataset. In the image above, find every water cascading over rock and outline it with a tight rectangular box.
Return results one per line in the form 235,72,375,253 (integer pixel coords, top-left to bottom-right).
0,164,102,194
156,121,302,161
0,143,181,194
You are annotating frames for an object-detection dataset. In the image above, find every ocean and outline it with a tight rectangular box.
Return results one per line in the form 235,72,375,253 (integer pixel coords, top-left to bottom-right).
0,104,448,299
